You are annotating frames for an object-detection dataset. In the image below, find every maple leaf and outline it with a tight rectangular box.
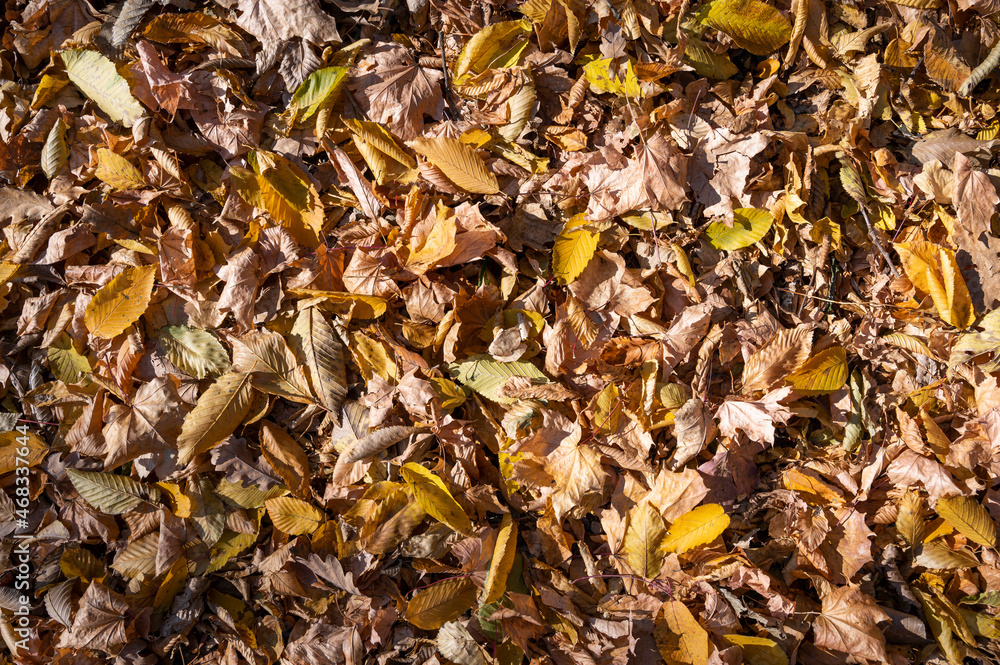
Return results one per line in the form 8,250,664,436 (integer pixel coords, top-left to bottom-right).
812,581,890,662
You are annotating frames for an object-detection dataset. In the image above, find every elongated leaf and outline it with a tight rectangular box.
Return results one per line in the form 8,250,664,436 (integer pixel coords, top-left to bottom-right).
41,119,68,179
895,240,975,329
287,66,348,126
409,136,499,194
66,469,159,515
158,325,231,379
936,496,998,548
448,355,550,404
61,49,145,126
405,578,477,630
704,0,792,56
340,425,416,464
786,347,848,394
343,117,416,169
84,264,157,338
482,514,518,604
622,501,667,579
662,503,730,553
111,532,159,578
401,463,473,535
265,496,325,535
176,372,254,465
553,214,599,285
231,150,325,247
706,208,774,251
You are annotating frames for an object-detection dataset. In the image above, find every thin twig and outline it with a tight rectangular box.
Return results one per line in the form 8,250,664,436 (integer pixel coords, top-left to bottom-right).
858,205,899,278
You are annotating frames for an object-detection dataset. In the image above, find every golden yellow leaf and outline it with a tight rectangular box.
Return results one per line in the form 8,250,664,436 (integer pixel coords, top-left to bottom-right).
895,240,975,329
622,501,668,579
408,136,500,194
552,214,600,285
724,635,789,665
786,347,848,394
936,496,998,548
401,463,473,535
482,514,518,604
265,496,325,535
453,20,532,84
84,264,157,339
662,503,730,554
405,578,478,630
704,0,792,56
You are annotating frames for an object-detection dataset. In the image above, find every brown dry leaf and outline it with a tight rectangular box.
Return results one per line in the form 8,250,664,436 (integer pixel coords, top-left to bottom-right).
741,327,813,393
813,581,890,662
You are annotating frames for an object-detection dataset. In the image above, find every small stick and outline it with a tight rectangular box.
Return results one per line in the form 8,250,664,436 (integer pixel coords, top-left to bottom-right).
959,38,1000,97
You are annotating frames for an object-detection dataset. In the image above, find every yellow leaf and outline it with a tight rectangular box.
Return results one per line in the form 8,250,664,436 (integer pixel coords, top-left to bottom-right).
483,514,518,604
95,148,146,190
705,0,792,56
0,430,47,475
786,347,848,394
230,150,325,247
176,371,254,465
408,136,500,194
656,600,711,665
662,503,730,554
406,206,457,274
61,49,145,127
895,240,975,329
936,496,998,548
706,208,774,251
401,463,473,535
583,57,642,98
453,20,532,84
406,578,478,630
265,496,325,535
342,118,416,169
622,501,668,579
84,264,157,338
724,635,789,665
552,214,599,285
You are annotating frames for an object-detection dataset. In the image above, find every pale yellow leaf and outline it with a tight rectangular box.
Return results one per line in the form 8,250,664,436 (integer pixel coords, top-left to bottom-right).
408,136,500,194
265,496,325,535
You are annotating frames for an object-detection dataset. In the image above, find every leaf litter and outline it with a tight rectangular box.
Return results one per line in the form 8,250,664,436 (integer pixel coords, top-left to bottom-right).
3,0,1000,663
